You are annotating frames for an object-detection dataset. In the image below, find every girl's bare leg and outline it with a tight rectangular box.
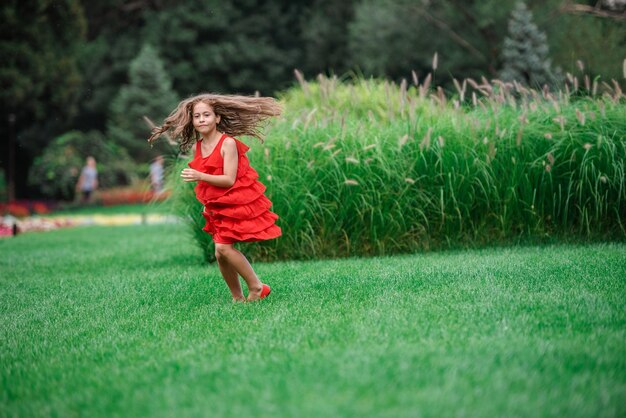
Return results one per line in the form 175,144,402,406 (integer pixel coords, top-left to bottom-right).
214,243,264,301
216,256,245,301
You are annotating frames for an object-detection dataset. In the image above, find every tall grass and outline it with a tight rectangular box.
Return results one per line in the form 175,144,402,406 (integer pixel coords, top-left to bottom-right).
170,73,625,261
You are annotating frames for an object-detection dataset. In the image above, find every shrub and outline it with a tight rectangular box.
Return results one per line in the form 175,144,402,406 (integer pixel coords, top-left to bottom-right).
97,185,170,206
170,75,626,261
28,130,137,200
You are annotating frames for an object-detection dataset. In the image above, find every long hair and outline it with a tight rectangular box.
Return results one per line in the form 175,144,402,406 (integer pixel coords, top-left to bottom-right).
148,93,282,152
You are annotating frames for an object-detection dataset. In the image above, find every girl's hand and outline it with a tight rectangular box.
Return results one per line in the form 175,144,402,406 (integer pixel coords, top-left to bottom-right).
180,168,203,182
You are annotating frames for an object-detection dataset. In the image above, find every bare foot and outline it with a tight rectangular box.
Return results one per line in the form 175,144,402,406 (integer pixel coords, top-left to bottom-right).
232,297,245,303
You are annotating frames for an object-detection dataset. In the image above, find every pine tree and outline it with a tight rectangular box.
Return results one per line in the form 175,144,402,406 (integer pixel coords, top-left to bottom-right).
107,44,178,162
499,2,558,87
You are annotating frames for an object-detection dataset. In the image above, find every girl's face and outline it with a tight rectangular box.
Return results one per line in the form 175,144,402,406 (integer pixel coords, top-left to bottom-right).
192,102,220,135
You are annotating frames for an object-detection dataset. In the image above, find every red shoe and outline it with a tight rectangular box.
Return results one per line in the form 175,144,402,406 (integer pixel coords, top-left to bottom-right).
260,284,271,299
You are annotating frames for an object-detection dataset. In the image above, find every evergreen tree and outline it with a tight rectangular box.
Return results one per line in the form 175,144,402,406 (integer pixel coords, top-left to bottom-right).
300,0,354,76
499,2,558,87
107,44,178,162
141,0,308,96
347,0,511,82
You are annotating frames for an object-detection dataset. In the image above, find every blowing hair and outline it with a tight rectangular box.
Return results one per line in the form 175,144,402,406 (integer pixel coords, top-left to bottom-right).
148,93,282,152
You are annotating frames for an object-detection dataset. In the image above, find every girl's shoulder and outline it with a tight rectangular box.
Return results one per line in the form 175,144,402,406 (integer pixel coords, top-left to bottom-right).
223,135,250,155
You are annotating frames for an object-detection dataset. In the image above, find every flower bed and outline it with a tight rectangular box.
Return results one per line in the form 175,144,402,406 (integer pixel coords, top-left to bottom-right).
97,187,170,206
0,200,55,218
0,215,78,237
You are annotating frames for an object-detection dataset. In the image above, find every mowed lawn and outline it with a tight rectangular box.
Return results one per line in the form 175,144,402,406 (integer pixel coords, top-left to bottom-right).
1,224,625,418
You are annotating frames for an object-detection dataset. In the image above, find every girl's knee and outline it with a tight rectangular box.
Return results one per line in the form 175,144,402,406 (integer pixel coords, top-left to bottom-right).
214,243,233,261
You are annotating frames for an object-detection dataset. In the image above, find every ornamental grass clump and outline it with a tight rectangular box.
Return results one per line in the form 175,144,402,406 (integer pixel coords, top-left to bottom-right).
170,72,625,261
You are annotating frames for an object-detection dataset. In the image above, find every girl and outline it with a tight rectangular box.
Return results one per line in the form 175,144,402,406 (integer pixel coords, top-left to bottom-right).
148,93,282,302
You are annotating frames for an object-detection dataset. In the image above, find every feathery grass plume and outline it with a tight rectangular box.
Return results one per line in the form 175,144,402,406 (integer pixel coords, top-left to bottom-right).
552,115,565,131
303,108,317,131
575,109,586,125
419,128,432,151
294,69,309,95
400,79,407,104
453,79,465,102
611,79,623,100
412,70,419,86
432,52,438,71
481,76,492,92
420,73,432,98
549,96,560,113
436,87,446,106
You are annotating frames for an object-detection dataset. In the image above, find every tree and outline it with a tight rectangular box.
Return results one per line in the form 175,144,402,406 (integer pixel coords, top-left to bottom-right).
0,0,86,199
299,0,355,77
499,2,559,87
74,0,164,132
347,0,511,83
107,43,179,162
141,0,309,96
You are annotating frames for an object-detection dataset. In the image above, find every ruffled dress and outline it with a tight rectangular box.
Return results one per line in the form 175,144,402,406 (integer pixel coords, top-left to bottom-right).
187,134,281,244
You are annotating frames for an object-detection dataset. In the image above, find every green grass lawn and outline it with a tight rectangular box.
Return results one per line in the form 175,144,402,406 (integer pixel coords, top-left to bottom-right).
1,225,625,417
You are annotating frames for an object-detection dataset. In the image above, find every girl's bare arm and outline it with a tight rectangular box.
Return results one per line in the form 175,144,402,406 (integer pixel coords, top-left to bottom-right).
181,138,238,188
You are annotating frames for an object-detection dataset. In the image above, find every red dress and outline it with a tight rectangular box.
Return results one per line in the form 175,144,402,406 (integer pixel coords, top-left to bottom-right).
187,134,282,244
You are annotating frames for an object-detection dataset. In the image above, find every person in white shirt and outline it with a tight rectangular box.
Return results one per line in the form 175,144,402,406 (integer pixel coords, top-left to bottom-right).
150,155,165,193
76,156,98,203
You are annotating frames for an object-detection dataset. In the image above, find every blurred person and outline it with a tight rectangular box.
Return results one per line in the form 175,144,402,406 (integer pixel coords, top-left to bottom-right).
148,93,281,302
76,156,98,203
149,155,165,193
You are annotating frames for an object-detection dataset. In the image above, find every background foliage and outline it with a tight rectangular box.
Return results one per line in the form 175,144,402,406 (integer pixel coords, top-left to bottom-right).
1,0,624,199
28,130,136,200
